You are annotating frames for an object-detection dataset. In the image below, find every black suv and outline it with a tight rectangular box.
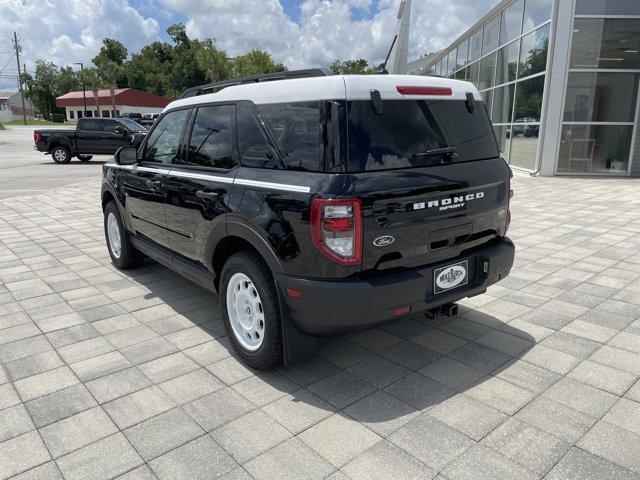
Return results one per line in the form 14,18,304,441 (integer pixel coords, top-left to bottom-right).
101,70,515,369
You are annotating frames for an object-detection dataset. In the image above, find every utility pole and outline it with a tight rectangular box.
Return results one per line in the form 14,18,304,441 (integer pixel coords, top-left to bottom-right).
23,65,34,120
12,31,27,125
74,62,87,116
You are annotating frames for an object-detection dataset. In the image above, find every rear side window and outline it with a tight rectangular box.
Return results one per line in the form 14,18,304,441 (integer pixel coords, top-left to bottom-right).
346,99,499,171
237,102,279,169
79,119,102,131
257,102,321,172
185,105,237,169
144,109,189,164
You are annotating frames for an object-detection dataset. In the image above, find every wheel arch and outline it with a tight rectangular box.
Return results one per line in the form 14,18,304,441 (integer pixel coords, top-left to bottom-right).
210,220,285,291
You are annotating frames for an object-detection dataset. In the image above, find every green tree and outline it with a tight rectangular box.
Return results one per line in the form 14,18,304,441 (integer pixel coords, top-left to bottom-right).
330,58,370,74
229,49,287,78
92,38,128,65
21,60,59,117
167,23,190,46
194,38,230,83
83,68,104,117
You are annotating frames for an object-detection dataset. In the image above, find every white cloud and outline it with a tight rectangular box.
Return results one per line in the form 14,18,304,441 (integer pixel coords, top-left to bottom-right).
0,0,497,87
0,0,159,72
161,0,497,69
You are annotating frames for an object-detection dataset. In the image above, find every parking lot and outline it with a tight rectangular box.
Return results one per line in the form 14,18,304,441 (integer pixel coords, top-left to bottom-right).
1,125,640,480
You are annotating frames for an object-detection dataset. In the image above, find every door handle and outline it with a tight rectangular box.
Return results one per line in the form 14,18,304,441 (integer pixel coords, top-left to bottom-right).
146,180,162,187
195,190,218,200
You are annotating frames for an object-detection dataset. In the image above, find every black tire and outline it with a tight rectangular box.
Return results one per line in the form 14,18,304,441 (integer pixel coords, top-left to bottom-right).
103,201,144,270
220,251,282,369
77,155,93,161
51,145,71,164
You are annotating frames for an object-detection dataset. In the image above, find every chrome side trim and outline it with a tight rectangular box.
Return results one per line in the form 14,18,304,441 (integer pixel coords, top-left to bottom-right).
105,164,311,193
235,178,310,193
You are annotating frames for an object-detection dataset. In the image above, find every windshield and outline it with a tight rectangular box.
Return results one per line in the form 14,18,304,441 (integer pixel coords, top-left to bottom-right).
347,99,499,171
119,118,146,131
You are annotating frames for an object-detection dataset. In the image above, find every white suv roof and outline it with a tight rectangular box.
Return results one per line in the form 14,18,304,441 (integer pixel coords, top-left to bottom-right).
166,74,481,112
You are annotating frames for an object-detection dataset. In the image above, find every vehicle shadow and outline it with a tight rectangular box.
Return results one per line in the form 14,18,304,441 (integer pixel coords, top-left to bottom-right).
126,258,537,425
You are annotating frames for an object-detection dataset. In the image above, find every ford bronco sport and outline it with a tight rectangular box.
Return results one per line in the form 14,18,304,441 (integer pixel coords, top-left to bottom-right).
101,69,515,369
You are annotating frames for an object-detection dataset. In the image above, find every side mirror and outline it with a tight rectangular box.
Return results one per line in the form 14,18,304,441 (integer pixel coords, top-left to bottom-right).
115,146,137,165
114,126,127,135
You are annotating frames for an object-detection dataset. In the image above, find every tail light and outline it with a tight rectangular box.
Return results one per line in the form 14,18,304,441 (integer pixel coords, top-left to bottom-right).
310,198,362,266
34,132,42,143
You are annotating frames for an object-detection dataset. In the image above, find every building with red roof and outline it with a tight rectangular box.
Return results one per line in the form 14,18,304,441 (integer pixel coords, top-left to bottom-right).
56,88,171,121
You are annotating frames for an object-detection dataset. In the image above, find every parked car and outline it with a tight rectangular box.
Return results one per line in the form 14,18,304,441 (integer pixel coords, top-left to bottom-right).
101,70,515,369
140,113,160,127
34,117,147,164
507,117,539,138
120,112,143,124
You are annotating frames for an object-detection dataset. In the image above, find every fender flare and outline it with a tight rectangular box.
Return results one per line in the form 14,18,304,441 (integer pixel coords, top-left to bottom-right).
222,220,285,275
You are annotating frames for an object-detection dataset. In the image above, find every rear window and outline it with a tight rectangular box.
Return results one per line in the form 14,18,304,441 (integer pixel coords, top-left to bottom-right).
256,102,321,172
346,99,499,172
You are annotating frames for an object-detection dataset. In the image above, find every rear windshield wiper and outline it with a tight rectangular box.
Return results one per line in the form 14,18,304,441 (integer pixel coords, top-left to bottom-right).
414,147,459,163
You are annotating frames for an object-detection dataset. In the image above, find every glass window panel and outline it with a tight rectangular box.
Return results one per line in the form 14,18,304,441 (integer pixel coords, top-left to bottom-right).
514,75,545,121
479,52,497,90
500,0,524,45
187,105,236,169
468,60,480,85
483,15,501,55
258,102,322,172
570,19,640,70
493,125,512,162
482,89,494,116
557,125,634,173
436,58,443,76
510,134,539,169
519,24,549,78
492,83,515,123
564,72,639,123
447,50,457,76
457,40,469,69
455,68,467,80
144,109,189,164
496,41,519,85
469,30,483,62
523,0,552,32
576,0,640,15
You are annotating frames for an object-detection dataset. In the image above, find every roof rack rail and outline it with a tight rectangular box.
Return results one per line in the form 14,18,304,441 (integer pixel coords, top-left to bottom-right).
180,68,333,99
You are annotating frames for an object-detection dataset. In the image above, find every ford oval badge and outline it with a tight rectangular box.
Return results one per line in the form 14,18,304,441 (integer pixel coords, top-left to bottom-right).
373,235,395,247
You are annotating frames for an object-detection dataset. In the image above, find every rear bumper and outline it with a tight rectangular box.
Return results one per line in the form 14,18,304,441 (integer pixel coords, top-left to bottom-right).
275,238,515,336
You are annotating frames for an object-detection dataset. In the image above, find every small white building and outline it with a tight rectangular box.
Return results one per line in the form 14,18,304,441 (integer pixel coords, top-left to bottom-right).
56,88,170,121
0,91,38,122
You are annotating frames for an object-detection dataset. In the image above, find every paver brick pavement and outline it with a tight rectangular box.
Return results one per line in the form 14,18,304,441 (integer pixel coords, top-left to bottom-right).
1,172,640,478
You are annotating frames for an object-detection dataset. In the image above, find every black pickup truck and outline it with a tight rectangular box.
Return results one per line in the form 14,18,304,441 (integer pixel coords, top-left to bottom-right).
34,117,147,164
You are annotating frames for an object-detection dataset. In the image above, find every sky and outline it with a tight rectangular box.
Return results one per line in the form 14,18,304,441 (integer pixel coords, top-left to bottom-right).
0,0,497,91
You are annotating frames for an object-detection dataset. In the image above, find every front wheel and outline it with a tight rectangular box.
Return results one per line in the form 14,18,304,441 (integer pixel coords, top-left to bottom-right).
220,251,282,369
51,145,71,164
103,201,144,270
77,155,93,161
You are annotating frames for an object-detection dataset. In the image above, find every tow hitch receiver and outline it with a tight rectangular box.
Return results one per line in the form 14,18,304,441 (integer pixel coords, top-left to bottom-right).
425,302,459,319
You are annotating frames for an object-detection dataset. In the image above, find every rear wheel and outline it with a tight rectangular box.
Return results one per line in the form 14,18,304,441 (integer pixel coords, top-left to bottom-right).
51,145,71,164
220,251,282,369
77,155,93,161
103,201,144,269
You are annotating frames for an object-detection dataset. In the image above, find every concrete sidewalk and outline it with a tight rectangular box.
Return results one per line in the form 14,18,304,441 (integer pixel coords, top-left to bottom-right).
0,173,639,480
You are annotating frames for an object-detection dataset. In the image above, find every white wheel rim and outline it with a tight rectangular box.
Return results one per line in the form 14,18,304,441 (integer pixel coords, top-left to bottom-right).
226,273,265,351
54,149,66,161
107,212,122,259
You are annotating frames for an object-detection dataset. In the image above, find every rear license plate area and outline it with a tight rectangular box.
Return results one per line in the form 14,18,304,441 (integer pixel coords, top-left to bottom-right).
433,260,469,294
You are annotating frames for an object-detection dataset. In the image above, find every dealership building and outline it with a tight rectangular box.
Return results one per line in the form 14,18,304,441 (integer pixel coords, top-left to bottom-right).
420,0,640,177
